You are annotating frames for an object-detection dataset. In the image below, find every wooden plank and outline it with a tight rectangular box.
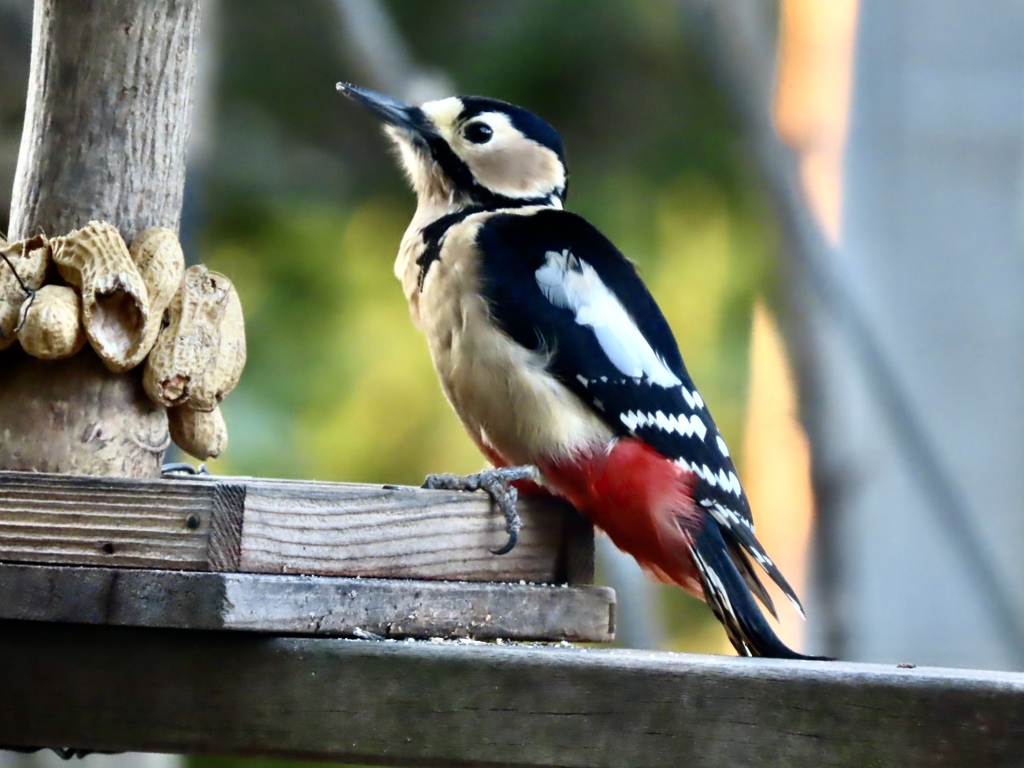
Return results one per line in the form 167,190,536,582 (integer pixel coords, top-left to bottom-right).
0,471,233,570
0,471,593,584
238,477,586,583
0,563,614,641
1,621,1023,768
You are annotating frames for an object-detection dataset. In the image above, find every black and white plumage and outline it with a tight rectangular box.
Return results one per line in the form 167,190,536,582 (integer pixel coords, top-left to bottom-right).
337,82,821,659
475,209,804,626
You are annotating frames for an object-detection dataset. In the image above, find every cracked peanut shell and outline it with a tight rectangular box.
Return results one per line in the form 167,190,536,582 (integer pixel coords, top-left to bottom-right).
0,235,50,351
143,265,246,411
16,284,86,360
50,221,149,372
121,227,186,370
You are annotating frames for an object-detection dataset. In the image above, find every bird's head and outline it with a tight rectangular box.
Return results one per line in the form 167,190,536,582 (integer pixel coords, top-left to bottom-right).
337,83,567,211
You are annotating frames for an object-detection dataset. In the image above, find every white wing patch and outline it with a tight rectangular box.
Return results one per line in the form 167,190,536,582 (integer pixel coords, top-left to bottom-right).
536,249,682,387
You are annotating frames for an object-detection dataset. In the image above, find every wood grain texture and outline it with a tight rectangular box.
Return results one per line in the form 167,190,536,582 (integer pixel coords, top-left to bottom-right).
2,0,200,477
9,0,200,241
209,483,245,571
0,563,614,641
0,471,222,569
239,477,586,583
0,471,593,584
1,620,1023,767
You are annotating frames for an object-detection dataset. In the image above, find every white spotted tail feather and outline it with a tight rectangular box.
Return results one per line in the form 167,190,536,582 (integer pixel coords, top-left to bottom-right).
533,241,807,624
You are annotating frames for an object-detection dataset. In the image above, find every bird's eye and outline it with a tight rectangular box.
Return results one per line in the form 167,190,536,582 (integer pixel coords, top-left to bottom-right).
463,122,493,144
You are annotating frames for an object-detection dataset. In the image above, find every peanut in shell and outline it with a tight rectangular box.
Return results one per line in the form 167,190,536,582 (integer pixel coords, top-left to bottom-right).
190,274,246,411
121,227,186,370
168,404,228,460
16,284,86,360
143,265,246,411
0,235,50,351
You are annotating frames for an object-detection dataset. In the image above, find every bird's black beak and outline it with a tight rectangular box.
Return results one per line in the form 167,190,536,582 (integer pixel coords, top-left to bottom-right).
336,82,436,141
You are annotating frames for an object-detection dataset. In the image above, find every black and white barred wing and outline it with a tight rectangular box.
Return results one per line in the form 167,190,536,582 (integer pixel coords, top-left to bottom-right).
476,208,803,618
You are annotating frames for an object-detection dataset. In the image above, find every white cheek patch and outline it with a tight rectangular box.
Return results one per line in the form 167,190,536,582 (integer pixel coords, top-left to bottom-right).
536,249,682,387
459,112,566,201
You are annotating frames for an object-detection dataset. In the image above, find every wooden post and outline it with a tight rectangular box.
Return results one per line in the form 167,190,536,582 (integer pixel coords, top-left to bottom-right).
0,0,201,477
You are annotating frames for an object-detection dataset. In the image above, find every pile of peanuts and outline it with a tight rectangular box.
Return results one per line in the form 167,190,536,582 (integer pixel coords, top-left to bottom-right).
0,221,245,460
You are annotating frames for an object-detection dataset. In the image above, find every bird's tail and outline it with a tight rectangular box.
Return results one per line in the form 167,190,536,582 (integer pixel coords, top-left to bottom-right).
690,517,829,660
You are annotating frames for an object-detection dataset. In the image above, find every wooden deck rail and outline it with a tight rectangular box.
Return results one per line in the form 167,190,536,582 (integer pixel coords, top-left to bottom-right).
2,620,1023,768
3,470,1023,767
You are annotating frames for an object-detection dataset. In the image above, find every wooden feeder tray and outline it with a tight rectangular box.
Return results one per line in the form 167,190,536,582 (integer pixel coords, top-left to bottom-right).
0,470,615,642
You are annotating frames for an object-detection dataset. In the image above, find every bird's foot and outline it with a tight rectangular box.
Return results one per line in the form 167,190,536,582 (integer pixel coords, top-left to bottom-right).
422,465,541,555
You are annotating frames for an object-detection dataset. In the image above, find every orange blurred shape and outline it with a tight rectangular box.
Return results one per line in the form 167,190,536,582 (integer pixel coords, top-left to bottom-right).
774,0,858,243
742,302,816,650
740,0,857,652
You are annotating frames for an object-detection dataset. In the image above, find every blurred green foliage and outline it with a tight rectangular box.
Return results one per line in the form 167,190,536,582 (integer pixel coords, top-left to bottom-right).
186,2,777,763
205,0,774,479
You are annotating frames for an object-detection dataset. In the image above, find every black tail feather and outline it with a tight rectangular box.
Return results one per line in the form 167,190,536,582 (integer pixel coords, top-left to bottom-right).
707,502,806,619
725,536,778,620
691,518,829,660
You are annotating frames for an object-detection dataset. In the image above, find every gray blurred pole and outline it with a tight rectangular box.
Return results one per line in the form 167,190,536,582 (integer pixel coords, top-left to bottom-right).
0,0,31,233
804,0,1024,669
689,0,1024,669
597,537,668,649
0,754,177,768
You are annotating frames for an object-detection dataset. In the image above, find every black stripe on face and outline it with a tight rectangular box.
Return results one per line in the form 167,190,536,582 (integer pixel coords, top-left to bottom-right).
424,132,556,209
424,134,477,192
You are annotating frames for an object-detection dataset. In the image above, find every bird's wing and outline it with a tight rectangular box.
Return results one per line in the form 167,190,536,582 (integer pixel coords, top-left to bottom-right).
475,208,802,619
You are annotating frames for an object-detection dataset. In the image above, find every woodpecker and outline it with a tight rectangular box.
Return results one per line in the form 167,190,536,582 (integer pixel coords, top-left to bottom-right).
337,82,820,659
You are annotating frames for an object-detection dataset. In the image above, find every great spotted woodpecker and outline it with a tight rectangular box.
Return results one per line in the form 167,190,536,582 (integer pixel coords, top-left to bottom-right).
337,82,819,659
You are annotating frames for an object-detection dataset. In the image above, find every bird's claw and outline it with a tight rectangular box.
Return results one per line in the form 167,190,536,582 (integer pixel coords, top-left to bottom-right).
422,465,539,555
